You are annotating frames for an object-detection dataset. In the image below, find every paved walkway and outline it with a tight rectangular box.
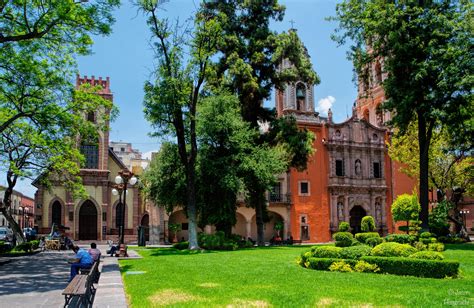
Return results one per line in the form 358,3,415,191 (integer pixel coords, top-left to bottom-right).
0,245,131,308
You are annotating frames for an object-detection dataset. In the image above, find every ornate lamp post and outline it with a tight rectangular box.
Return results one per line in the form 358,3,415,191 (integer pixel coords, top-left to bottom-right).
111,170,137,248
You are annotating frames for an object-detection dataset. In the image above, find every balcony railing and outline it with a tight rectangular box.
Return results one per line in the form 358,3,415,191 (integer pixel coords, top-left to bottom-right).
268,193,291,203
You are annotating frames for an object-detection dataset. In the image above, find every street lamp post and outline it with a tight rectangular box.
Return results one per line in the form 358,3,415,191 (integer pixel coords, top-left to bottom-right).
112,170,137,254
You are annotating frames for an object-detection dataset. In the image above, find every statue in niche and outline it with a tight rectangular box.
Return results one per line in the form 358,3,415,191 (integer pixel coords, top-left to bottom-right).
337,202,344,221
355,159,361,175
375,202,382,225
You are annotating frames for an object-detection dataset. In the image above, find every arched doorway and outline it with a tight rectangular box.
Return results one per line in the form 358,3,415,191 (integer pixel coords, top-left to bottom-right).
350,206,367,233
140,214,150,242
168,210,188,243
79,200,98,240
231,213,247,239
250,212,284,241
51,201,62,227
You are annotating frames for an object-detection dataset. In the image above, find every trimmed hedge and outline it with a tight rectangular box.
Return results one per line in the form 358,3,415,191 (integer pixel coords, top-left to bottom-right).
333,232,353,247
355,232,380,244
173,241,189,250
338,222,350,232
311,246,342,258
305,257,357,270
409,251,444,260
366,237,383,247
361,216,376,232
339,245,372,260
385,234,416,244
370,242,417,257
360,256,459,278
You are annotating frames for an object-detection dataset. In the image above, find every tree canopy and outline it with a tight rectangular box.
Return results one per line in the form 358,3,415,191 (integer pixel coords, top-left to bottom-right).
333,0,473,229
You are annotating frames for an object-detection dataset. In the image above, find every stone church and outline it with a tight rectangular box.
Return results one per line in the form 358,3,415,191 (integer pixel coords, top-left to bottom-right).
146,57,416,244
34,76,146,242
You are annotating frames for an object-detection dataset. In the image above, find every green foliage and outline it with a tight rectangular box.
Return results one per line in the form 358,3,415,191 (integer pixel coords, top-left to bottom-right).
354,260,380,273
429,200,452,237
428,243,445,252
366,237,383,248
333,232,354,247
355,232,380,244
391,194,421,232
304,258,357,271
173,242,189,250
419,232,432,239
198,232,238,251
361,216,375,232
338,222,350,232
329,260,353,273
438,236,467,244
29,240,40,250
13,242,32,253
339,245,372,260
413,242,427,251
385,234,416,245
310,246,342,259
361,256,459,278
0,241,11,253
409,251,444,261
370,242,417,258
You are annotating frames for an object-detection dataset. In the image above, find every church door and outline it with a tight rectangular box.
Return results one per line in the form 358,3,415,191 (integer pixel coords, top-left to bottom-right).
79,200,98,240
349,206,366,233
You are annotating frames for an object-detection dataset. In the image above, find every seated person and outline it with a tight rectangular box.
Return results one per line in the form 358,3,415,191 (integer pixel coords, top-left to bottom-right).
68,245,93,281
88,242,101,262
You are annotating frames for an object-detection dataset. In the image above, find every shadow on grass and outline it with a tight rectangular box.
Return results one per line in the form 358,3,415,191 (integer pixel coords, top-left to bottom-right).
149,248,217,257
120,264,135,273
445,243,474,251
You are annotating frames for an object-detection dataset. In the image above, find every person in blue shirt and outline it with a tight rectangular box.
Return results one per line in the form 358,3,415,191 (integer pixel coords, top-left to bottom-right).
68,245,93,281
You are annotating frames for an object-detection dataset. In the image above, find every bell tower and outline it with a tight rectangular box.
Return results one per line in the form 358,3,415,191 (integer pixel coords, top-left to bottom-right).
75,74,113,171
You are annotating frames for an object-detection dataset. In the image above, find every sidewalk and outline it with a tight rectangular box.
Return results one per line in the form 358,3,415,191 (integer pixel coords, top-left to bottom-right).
0,245,131,308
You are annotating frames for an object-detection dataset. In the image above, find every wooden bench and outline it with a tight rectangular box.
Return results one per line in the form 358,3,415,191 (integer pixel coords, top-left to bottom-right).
62,261,98,307
80,259,100,283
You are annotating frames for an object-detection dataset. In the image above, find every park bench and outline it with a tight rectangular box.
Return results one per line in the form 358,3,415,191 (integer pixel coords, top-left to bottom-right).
80,259,100,283
62,261,98,307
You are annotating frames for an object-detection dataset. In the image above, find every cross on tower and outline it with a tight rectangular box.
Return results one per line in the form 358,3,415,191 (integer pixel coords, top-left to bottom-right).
289,20,296,29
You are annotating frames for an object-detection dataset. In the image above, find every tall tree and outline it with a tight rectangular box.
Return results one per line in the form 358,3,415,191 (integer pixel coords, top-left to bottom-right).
0,85,114,243
333,0,473,229
139,0,220,249
200,1,318,245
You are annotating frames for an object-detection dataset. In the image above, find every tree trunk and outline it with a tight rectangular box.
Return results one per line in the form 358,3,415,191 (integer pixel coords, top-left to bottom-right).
0,207,25,244
186,165,200,250
418,115,431,230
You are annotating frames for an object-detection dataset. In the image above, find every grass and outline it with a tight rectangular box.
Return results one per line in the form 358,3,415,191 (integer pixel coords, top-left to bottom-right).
120,244,474,307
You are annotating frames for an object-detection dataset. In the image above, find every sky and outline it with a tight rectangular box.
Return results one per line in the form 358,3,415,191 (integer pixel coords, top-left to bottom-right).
13,0,357,197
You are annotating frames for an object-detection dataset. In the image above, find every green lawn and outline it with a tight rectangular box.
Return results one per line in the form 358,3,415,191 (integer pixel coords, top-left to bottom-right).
119,244,474,307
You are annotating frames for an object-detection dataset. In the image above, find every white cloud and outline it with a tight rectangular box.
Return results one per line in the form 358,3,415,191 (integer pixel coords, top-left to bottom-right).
143,150,159,160
316,96,336,115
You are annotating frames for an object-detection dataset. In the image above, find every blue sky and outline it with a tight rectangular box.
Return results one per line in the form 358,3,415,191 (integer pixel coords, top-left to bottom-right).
15,0,357,197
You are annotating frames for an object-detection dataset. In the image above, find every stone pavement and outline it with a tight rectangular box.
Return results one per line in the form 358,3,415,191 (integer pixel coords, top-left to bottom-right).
0,245,131,308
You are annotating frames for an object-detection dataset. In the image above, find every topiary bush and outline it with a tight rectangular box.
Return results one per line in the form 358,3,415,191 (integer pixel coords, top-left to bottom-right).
413,241,427,251
172,241,189,250
197,232,239,250
329,260,353,272
370,242,417,257
29,240,40,250
304,258,357,270
409,251,444,260
355,232,380,244
354,260,380,273
333,232,354,247
385,234,416,244
311,246,342,258
366,237,383,248
13,242,32,253
338,222,350,232
361,216,376,232
339,245,372,260
428,242,445,252
419,231,432,239
361,256,459,278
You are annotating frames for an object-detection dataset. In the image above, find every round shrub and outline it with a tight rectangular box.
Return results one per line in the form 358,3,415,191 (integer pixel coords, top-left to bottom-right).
355,232,380,244
413,241,427,251
419,231,432,239
428,242,445,252
354,260,380,273
339,245,372,260
366,237,383,248
409,251,444,260
333,232,354,247
311,246,343,258
329,260,353,272
361,216,376,232
338,222,350,232
370,242,417,257
172,241,189,250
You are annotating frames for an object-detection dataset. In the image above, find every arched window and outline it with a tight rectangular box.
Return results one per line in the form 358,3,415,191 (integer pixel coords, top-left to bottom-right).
87,111,95,123
80,139,99,169
295,83,306,111
374,61,382,84
116,202,124,229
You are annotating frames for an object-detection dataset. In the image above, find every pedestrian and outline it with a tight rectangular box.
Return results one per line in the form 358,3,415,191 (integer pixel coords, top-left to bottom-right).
88,242,101,262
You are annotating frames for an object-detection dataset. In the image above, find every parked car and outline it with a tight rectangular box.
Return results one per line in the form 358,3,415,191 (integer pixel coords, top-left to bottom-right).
0,227,14,242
